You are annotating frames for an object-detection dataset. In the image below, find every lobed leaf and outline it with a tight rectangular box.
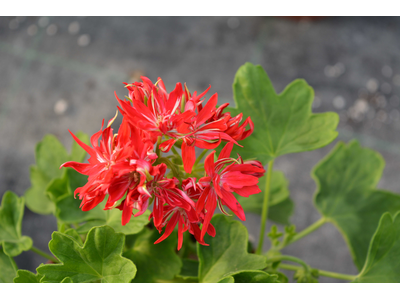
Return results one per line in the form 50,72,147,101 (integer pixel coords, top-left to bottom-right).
238,170,294,225
219,270,280,283
0,247,17,283
123,228,182,283
24,132,89,215
313,140,400,270
198,214,267,283
223,62,338,165
0,192,33,257
13,270,43,283
354,212,400,282
37,225,137,283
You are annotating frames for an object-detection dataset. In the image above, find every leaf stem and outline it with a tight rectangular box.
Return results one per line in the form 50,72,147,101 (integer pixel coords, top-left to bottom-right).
279,217,327,250
278,263,356,281
30,246,59,263
256,159,275,255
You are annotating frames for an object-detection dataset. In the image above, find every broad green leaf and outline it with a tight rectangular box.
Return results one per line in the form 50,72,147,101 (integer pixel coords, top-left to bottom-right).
198,214,267,283
63,228,83,246
219,276,234,283
24,133,89,215
0,192,33,257
313,140,400,270
123,228,182,283
0,247,17,283
354,212,400,283
53,169,104,223
268,198,294,225
25,166,55,215
177,259,199,279
222,270,280,283
37,225,136,283
76,209,151,236
239,170,294,225
36,135,69,180
224,62,338,164
13,270,43,283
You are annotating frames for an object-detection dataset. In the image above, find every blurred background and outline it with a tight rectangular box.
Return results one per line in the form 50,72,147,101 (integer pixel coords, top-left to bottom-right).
1,16,400,282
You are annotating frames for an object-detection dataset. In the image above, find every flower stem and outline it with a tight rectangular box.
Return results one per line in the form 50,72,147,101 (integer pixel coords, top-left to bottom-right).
278,217,327,250
256,159,275,255
278,263,356,281
30,246,59,263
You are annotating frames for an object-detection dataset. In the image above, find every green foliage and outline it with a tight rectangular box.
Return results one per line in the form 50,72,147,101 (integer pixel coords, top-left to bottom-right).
0,192,32,257
76,208,150,236
178,259,199,280
37,225,137,283
24,132,89,215
224,62,339,165
52,169,105,223
313,140,400,270
123,228,182,283
198,214,267,283
0,247,17,283
221,270,280,283
13,270,43,283
354,212,400,283
239,170,294,225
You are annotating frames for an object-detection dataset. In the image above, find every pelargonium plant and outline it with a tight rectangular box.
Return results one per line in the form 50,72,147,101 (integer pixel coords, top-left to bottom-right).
2,63,400,283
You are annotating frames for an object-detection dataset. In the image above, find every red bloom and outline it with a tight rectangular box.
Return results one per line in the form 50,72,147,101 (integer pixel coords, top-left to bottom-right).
61,115,157,215
196,142,265,239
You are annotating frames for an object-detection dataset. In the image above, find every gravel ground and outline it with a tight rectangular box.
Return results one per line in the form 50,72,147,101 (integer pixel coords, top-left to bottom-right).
1,16,400,282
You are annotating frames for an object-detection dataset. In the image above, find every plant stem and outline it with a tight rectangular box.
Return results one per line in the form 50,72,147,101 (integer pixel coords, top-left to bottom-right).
278,217,327,250
30,246,59,263
256,159,275,255
278,263,356,281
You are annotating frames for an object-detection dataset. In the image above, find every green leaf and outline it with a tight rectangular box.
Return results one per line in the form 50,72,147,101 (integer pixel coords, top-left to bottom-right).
218,276,234,283
354,212,400,283
63,228,83,246
53,169,105,223
268,198,294,225
123,228,182,283
13,270,43,283
76,208,151,236
36,135,70,180
198,214,267,283
37,225,137,283
0,247,17,283
224,62,338,165
232,270,279,283
24,166,55,215
313,140,400,270
177,259,199,279
61,277,73,283
0,192,33,257
24,133,89,215
238,170,294,225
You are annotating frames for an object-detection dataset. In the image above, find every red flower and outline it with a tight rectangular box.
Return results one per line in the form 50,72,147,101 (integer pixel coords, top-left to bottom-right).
61,115,157,215
196,142,265,239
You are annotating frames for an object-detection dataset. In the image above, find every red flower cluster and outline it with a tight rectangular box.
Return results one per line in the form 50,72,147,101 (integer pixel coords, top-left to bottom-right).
61,77,265,249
